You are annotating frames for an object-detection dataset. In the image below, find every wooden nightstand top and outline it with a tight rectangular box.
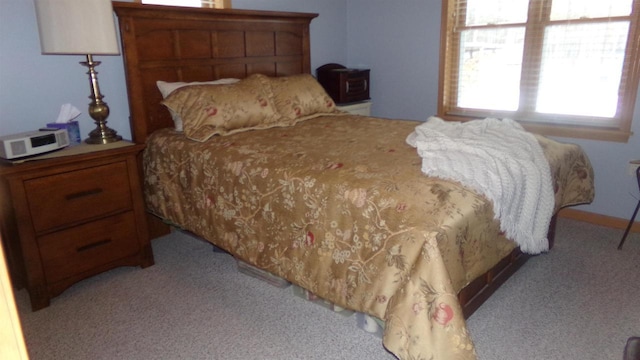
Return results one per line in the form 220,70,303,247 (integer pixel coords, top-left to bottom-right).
0,141,145,176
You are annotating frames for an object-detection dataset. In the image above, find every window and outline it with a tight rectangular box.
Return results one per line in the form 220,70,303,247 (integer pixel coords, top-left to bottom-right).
138,0,231,8
439,0,640,142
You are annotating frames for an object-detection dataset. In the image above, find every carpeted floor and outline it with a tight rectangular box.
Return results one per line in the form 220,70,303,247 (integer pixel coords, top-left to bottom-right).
14,218,640,360
466,218,640,360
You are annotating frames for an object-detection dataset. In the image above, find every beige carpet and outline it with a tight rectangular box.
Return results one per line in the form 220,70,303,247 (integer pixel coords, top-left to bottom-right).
14,218,640,360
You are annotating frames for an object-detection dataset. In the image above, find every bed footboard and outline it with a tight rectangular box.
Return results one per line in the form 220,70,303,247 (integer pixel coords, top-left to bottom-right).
458,214,557,318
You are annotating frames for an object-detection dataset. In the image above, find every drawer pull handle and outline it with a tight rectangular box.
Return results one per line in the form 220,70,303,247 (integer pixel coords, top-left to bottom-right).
76,239,111,253
66,188,103,200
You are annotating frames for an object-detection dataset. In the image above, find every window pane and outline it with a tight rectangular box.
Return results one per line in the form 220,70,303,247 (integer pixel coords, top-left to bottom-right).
465,0,529,26
536,22,629,117
457,28,525,111
550,0,633,21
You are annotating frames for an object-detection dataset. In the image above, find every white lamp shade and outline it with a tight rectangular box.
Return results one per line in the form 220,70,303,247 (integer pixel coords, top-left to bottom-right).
34,0,119,55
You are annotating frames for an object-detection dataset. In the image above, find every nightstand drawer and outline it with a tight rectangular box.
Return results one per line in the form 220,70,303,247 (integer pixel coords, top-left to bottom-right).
37,211,139,284
25,161,132,232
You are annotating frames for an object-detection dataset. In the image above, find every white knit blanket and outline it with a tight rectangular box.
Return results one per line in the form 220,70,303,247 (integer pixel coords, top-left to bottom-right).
406,117,555,254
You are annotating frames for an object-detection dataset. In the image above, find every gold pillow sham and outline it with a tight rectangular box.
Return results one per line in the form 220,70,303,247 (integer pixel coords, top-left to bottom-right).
161,74,286,141
267,74,341,122
157,78,240,132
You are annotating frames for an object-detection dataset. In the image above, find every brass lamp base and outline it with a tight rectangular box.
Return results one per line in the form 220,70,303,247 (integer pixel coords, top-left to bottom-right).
86,127,122,144
81,54,121,145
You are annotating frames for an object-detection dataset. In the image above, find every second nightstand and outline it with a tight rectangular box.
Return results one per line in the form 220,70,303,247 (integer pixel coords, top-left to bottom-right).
0,142,154,310
336,100,372,116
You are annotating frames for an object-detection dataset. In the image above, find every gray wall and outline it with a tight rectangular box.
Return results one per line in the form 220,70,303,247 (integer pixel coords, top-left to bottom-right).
1,0,638,221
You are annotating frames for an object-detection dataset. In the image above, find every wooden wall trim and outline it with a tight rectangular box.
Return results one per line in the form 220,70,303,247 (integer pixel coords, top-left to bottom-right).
559,208,640,233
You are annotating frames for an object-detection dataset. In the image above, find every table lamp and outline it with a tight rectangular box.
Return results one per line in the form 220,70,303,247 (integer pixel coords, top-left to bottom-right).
34,0,122,144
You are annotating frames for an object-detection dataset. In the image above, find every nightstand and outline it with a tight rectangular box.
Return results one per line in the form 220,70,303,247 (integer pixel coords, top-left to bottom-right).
0,142,154,310
336,101,372,116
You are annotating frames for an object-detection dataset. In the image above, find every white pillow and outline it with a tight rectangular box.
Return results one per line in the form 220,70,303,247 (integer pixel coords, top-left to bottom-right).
156,78,240,131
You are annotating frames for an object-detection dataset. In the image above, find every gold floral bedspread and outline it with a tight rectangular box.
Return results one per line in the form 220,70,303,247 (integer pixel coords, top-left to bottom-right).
144,115,594,360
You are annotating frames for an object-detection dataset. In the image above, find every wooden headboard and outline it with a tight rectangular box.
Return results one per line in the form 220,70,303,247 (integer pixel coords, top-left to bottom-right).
112,2,318,143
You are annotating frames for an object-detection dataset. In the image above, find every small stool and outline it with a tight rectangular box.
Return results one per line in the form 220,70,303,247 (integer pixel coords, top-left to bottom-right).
618,166,640,250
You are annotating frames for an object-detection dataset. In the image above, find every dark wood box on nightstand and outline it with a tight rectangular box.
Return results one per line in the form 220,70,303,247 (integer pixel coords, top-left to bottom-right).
0,142,154,311
316,63,370,104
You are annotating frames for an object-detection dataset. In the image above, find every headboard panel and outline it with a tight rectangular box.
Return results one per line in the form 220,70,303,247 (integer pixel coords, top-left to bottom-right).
113,2,318,143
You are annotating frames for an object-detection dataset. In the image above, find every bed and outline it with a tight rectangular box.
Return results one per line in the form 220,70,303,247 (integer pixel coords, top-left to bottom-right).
112,3,595,359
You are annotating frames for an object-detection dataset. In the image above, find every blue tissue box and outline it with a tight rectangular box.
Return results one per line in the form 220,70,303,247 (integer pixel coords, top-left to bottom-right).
46,121,81,145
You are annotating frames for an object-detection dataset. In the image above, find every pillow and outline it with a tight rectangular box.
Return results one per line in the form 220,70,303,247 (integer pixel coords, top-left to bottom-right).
157,78,240,131
162,74,288,141
157,78,240,98
267,74,340,122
